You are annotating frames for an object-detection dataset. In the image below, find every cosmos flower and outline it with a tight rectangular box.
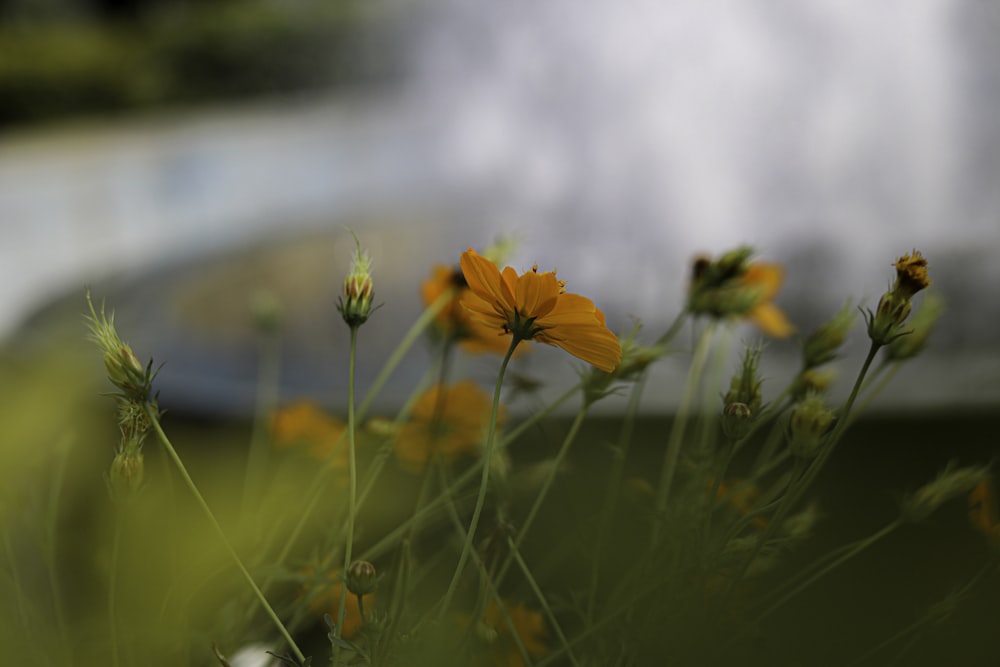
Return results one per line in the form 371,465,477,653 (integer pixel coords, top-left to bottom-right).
686,248,794,338
422,263,520,355
459,248,622,372
271,400,348,463
394,381,501,473
739,263,795,338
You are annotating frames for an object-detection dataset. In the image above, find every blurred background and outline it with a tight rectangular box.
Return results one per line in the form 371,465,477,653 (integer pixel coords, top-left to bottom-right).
2,2,999,664
2,0,1000,417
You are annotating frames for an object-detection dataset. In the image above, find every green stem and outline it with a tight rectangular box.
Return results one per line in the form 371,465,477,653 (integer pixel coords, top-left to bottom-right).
439,335,520,615
357,383,583,566
757,519,900,622
727,341,882,596
241,324,281,521
652,322,717,545
143,405,306,665
109,509,123,667
46,433,73,665
494,403,589,592
506,535,582,667
335,326,360,653
587,373,647,623
357,289,453,422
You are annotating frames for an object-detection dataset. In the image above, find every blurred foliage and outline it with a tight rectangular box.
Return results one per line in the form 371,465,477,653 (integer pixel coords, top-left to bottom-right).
0,0,405,127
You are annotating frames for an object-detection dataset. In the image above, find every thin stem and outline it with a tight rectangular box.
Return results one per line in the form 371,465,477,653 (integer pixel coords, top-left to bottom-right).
143,405,306,665
357,289,453,422
109,509,123,667
506,535,582,667
357,383,583,566
439,335,520,615
587,373,647,622
46,433,73,666
756,519,901,622
652,322,717,545
494,403,589,591
241,324,281,521
335,326,360,654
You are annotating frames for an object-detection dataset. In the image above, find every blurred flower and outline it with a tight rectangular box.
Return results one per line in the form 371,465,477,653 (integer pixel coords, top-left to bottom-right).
741,263,795,338
301,566,372,639
686,248,794,338
465,599,547,667
802,301,856,369
714,479,768,529
422,263,518,355
394,381,501,473
886,291,945,361
460,248,622,372
968,479,1000,552
271,401,348,463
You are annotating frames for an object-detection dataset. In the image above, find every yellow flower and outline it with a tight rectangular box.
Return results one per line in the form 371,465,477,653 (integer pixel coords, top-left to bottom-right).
740,263,795,338
394,381,501,473
271,401,348,463
459,248,622,372
422,264,521,355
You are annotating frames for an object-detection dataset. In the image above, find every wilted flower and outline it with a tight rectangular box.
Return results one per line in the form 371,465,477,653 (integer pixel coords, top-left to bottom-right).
865,250,932,346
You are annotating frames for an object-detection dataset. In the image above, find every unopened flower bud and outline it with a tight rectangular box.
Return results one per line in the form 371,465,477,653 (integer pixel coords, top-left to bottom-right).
802,302,855,369
337,231,375,328
109,450,144,502
791,368,837,400
887,292,944,362
345,560,377,597
724,345,764,415
249,289,282,333
788,393,835,460
721,402,753,441
903,464,989,524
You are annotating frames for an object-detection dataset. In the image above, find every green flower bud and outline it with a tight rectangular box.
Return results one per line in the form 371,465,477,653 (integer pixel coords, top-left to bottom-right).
721,401,753,441
337,231,375,328
109,450,144,502
788,393,835,460
345,560,377,597
802,302,855,369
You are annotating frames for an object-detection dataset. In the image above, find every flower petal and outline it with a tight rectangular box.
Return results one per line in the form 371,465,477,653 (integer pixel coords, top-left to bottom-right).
461,249,515,313
750,302,795,338
515,269,561,319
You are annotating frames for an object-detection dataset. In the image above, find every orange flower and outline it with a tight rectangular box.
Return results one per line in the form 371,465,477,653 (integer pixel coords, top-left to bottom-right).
394,381,502,472
459,248,622,372
301,566,372,639
740,263,795,338
969,480,1000,550
687,248,794,338
714,479,768,529
422,264,518,355
271,400,348,463
483,601,548,667
458,600,547,667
